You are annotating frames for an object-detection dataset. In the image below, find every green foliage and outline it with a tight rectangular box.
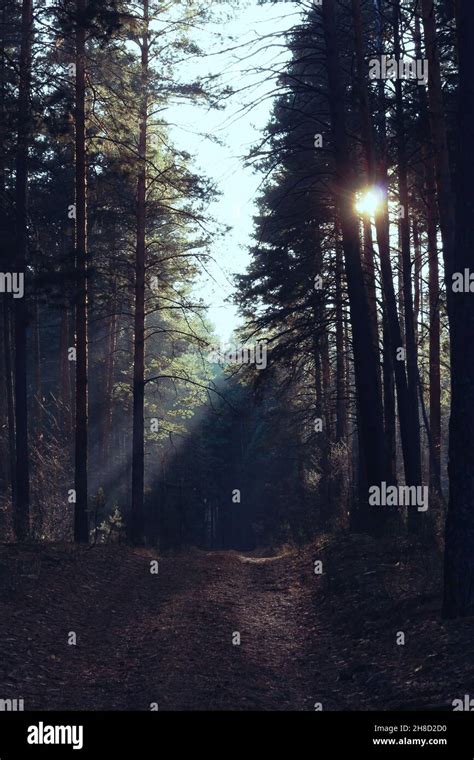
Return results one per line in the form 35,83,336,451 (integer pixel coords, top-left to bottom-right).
96,506,126,544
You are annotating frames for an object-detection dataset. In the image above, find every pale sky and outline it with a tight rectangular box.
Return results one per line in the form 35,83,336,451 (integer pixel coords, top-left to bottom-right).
165,1,300,342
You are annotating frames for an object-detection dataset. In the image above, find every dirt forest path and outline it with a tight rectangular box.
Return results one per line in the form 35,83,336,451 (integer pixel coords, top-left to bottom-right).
0,545,318,711
0,537,470,711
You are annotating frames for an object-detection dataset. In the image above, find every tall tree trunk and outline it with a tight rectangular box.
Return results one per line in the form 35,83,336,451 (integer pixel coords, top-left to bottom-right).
413,220,421,346
424,146,441,491
393,0,423,529
352,0,382,404
0,308,8,490
321,326,332,443
335,228,347,443
321,0,387,496
313,332,327,524
414,9,441,493
33,295,42,436
3,300,16,509
59,301,71,434
68,306,75,433
74,0,89,543
131,0,149,544
375,205,420,486
382,305,397,484
420,0,455,305
13,0,33,540
0,6,15,512
101,282,117,468
362,219,382,399
442,1,474,618
313,229,331,526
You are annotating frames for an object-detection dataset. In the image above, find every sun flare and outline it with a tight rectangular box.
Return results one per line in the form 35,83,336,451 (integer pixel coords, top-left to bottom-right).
354,187,385,217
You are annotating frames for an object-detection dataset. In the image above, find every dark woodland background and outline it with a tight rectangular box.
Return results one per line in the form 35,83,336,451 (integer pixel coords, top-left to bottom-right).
1,0,474,711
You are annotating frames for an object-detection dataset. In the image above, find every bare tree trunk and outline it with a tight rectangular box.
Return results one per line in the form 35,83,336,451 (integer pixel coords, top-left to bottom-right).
74,0,89,543
393,0,422,530
335,228,347,443
59,301,71,434
443,1,474,618
376,209,421,485
68,306,75,433
313,229,331,526
0,309,8,490
33,295,42,436
420,0,455,303
3,300,16,508
382,305,397,485
321,330,332,442
13,0,33,540
413,220,421,346
352,0,382,402
424,147,441,490
414,8,442,493
362,218,382,399
0,8,15,512
397,230,405,340
101,282,117,468
131,0,149,545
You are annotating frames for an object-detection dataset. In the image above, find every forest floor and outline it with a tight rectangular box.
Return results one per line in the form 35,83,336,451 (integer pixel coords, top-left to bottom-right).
0,533,472,711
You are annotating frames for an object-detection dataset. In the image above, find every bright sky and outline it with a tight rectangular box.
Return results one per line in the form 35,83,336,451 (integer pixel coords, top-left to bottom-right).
166,1,300,342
